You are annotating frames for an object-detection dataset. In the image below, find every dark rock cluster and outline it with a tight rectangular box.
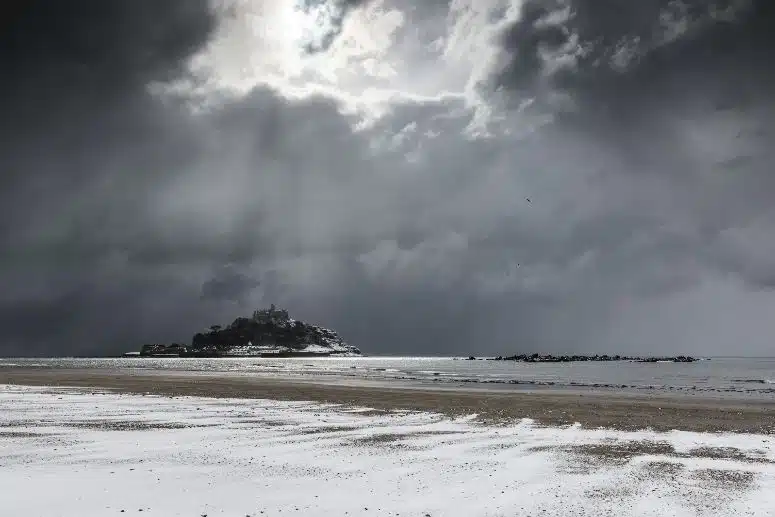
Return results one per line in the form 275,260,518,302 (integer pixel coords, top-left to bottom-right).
464,354,697,363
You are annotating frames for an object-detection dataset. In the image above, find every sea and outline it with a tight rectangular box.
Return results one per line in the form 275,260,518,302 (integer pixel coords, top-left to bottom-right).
2,356,774,399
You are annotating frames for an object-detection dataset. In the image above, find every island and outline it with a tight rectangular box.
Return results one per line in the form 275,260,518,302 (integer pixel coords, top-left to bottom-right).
131,305,361,358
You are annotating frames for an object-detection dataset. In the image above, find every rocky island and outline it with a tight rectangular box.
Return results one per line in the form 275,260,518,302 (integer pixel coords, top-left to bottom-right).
134,305,361,358
466,354,698,363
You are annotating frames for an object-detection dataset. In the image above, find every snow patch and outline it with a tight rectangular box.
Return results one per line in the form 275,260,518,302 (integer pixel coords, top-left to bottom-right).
1,385,773,516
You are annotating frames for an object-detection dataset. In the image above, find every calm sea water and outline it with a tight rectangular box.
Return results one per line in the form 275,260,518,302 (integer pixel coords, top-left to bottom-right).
2,356,775,399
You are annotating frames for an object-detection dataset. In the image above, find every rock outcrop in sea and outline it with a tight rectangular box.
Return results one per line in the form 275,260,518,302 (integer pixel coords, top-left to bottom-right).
138,305,360,358
464,353,697,363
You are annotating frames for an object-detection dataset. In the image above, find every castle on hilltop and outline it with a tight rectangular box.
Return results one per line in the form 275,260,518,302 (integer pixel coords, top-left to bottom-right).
252,304,290,324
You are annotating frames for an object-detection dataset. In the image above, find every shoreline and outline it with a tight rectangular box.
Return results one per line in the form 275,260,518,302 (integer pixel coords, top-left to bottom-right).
2,367,775,433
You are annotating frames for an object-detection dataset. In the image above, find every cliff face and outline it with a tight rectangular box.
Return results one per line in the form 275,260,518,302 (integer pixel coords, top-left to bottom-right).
184,306,360,357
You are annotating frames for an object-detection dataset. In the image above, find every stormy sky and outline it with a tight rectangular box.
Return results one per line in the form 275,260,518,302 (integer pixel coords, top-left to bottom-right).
2,0,774,357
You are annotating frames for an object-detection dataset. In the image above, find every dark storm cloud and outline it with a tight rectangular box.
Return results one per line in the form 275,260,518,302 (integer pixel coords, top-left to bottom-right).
3,0,775,357
1,1,213,86
489,0,774,160
0,268,215,356
0,0,215,258
491,0,761,103
0,1,217,355
201,267,261,305
488,0,775,285
410,0,775,355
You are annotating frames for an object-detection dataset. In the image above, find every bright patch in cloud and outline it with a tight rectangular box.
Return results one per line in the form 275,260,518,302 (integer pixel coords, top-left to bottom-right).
157,0,539,128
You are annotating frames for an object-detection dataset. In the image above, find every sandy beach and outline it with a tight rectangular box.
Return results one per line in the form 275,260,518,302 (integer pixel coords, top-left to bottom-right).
2,367,774,433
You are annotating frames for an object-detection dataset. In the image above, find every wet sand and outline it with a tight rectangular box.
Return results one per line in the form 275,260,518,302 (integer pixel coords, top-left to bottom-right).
2,367,774,433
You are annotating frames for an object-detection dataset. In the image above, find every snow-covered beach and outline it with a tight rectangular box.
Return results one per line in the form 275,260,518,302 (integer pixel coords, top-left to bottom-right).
2,384,774,516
